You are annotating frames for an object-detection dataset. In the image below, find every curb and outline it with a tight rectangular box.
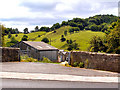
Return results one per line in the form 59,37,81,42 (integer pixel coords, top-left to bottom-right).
0,72,119,83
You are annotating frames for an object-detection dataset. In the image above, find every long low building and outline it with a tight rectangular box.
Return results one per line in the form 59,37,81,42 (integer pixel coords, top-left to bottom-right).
12,41,59,62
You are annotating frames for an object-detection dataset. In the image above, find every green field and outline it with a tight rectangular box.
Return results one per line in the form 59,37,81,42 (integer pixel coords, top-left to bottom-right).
5,26,105,51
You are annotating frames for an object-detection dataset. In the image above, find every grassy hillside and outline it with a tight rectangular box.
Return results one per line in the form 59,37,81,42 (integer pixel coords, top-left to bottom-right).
4,31,46,43
5,26,105,51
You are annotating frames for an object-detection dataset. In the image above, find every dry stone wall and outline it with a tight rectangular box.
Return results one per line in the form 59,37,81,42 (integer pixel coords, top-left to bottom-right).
0,47,20,62
70,51,120,72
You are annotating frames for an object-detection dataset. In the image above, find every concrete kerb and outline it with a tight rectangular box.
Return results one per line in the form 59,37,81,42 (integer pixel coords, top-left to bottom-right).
0,72,119,83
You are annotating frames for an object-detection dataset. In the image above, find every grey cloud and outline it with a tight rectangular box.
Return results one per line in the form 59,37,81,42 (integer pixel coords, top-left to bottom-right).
21,1,58,12
0,17,68,26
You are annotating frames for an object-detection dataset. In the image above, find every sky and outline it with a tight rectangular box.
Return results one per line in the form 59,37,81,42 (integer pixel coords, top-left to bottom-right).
0,0,119,32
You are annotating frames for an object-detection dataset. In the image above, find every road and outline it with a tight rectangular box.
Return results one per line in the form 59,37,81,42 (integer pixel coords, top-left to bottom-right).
2,78,118,88
2,62,118,77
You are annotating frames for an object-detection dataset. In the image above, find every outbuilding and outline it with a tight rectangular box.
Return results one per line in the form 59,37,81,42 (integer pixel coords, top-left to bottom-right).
12,41,59,62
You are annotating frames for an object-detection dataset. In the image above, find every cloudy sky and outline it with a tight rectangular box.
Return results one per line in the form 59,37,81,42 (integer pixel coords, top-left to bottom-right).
0,0,119,31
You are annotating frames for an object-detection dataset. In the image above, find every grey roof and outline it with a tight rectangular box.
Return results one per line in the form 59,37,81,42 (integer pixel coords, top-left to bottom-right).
23,41,58,51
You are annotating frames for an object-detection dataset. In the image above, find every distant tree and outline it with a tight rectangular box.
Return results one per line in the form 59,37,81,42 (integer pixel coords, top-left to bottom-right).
15,34,18,37
105,20,120,54
60,35,66,42
61,21,68,26
42,37,49,43
38,35,41,37
74,27,80,32
51,23,61,30
53,30,56,33
21,35,28,41
24,28,29,34
77,24,84,30
6,36,18,47
64,30,67,36
35,26,39,31
40,27,50,32
67,39,73,44
68,22,77,27
30,30,35,33
69,28,74,34
8,32,12,38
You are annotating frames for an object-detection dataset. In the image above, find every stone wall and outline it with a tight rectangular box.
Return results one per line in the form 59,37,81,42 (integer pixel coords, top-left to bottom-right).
1,47,20,62
70,51,120,72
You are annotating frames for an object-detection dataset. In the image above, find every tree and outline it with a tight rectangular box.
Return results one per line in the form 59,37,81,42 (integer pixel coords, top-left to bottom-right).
21,35,28,41
40,27,50,32
1,25,6,46
6,36,18,47
35,26,39,32
67,39,73,44
42,37,49,43
8,32,12,38
15,34,18,37
64,30,67,36
24,28,29,34
105,20,120,53
60,35,66,42
74,27,80,32
69,28,74,34
61,21,68,26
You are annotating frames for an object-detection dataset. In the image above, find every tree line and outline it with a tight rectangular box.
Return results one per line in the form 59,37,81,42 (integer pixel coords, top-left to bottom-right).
89,19,120,54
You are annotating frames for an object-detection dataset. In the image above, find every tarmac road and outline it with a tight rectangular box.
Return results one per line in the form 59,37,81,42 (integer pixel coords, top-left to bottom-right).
1,62,118,77
2,78,118,88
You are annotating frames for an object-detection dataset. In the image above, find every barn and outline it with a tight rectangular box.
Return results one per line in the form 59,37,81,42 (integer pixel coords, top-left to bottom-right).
12,41,59,62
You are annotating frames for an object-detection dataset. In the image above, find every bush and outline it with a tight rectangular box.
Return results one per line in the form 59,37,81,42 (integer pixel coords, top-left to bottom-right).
41,57,52,63
78,62,84,68
38,35,41,37
42,37,49,43
61,37,66,42
20,55,38,62
21,35,28,41
73,62,78,67
85,59,89,68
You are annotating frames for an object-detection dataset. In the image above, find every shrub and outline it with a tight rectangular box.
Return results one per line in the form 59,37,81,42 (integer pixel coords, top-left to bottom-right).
79,62,84,68
20,55,38,62
38,35,41,37
73,62,78,67
42,37,49,43
85,59,89,68
41,57,52,63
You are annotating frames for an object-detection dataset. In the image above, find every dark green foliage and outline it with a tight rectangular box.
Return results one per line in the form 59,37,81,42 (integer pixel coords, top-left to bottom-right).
8,32,12,38
39,27,50,32
30,30,35,33
51,23,61,30
89,20,120,54
61,35,66,42
21,35,28,41
42,37,49,43
67,39,73,44
35,26,39,31
15,34,18,37
69,28,74,34
24,28,29,34
61,21,68,26
67,39,79,51
6,36,18,47
73,62,78,67
38,35,41,37
4,28,19,35
64,30,67,36
53,30,56,33
29,15,118,33
105,20,120,54
78,62,84,68
89,36,107,52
